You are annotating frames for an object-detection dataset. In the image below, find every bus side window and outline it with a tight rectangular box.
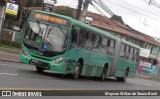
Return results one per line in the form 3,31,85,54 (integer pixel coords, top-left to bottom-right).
133,49,138,62
120,44,125,58
71,27,78,44
125,45,129,59
129,47,134,61
101,37,108,54
69,26,78,49
93,34,101,52
85,31,93,50
107,39,115,55
78,28,86,48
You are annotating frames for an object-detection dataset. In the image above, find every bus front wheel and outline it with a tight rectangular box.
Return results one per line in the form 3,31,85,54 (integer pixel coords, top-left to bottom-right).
36,66,44,73
73,62,82,80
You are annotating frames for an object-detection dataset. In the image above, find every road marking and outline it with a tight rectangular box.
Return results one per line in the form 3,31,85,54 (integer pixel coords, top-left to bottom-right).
0,73,18,76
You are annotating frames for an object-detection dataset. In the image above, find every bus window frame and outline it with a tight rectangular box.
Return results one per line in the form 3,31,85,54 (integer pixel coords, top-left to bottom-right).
128,47,134,61
120,43,125,58
100,36,108,54
69,26,79,49
92,33,101,52
107,39,115,55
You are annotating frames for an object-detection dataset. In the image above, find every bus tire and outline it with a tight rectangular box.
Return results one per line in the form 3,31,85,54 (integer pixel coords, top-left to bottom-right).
117,69,129,82
73,62,82,80
36,66,44,73
101,66,108,81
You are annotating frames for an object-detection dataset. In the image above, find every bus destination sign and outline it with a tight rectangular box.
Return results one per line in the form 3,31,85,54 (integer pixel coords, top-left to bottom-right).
30,12,70,27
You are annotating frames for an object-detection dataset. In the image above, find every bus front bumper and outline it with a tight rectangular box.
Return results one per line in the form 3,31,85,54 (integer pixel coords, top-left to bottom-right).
20,52,69,73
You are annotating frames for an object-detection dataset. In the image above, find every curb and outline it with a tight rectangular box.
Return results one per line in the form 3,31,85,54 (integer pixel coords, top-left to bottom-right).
136,73,151,79
0,59,20,63
136,75,151,79
136,74,160,82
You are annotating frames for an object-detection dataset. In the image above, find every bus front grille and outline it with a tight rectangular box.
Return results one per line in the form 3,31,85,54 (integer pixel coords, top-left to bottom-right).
38,62,49,67
31,59,49,68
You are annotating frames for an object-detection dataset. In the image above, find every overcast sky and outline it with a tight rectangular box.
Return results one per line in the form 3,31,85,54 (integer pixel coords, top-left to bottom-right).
55,0,160,38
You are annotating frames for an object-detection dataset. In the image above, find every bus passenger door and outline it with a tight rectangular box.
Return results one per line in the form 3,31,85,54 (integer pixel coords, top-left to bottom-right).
89,34,102,77
76,28,92,76
66,26,79,72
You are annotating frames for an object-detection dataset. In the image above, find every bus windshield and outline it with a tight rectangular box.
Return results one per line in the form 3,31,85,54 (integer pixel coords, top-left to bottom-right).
24,20,69,54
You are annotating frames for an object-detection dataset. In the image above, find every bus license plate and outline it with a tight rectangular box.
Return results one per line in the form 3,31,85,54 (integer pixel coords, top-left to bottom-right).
31,59,39,63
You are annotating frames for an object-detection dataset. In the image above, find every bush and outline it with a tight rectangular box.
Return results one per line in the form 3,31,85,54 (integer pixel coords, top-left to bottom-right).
1,38,21,49
1,39,11,45
11,41,21,48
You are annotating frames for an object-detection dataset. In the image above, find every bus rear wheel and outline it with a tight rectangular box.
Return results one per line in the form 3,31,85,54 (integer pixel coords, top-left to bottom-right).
73,62,82,80
36,66,44,73
117,69,129,82
101,66,107,81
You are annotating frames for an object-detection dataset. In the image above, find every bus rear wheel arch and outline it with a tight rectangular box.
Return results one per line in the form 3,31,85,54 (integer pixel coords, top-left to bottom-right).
100,64,108,81
73,59,83,80
117,68,129,82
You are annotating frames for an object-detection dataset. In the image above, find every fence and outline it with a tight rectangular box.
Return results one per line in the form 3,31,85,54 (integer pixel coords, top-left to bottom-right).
0,18,22,49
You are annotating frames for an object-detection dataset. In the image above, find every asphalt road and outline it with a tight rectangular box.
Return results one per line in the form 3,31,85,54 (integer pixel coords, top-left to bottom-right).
0,61,160,99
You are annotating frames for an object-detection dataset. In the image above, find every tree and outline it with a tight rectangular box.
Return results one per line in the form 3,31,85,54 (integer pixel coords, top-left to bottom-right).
54,7,74,18
22,0,43,7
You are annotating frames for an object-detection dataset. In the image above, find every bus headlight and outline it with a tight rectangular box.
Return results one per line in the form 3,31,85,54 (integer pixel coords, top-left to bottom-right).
22,48,29,56
53,57,65,63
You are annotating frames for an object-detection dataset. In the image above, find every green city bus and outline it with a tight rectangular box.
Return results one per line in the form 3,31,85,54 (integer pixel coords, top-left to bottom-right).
20,10,140,82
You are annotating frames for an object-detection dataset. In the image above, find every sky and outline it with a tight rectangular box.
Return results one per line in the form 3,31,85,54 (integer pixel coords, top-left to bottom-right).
54,0,160,38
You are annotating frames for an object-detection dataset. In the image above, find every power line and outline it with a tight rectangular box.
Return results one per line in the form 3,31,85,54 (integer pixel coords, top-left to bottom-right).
104,0,160,21
90,2,126,29
91,0,130,27
89,1,150,37
106,0,145,17
90,2,106,17
66,0,78,7
121,0,158,17
92,0,113,16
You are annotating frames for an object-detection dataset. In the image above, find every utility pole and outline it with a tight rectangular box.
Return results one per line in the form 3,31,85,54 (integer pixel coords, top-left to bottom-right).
76,0,83,20
0,6,6,45
80,0,90,22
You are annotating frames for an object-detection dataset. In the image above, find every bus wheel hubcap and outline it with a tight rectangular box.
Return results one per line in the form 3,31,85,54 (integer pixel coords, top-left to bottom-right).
75,67,80,76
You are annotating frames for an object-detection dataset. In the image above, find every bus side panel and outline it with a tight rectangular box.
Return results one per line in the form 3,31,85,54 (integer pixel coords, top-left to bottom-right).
65,48,77,73
90,52,113,77
75,48,92,76
90,52,103,77
114,58,126,77
128,62,138,78
114,58,137,78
